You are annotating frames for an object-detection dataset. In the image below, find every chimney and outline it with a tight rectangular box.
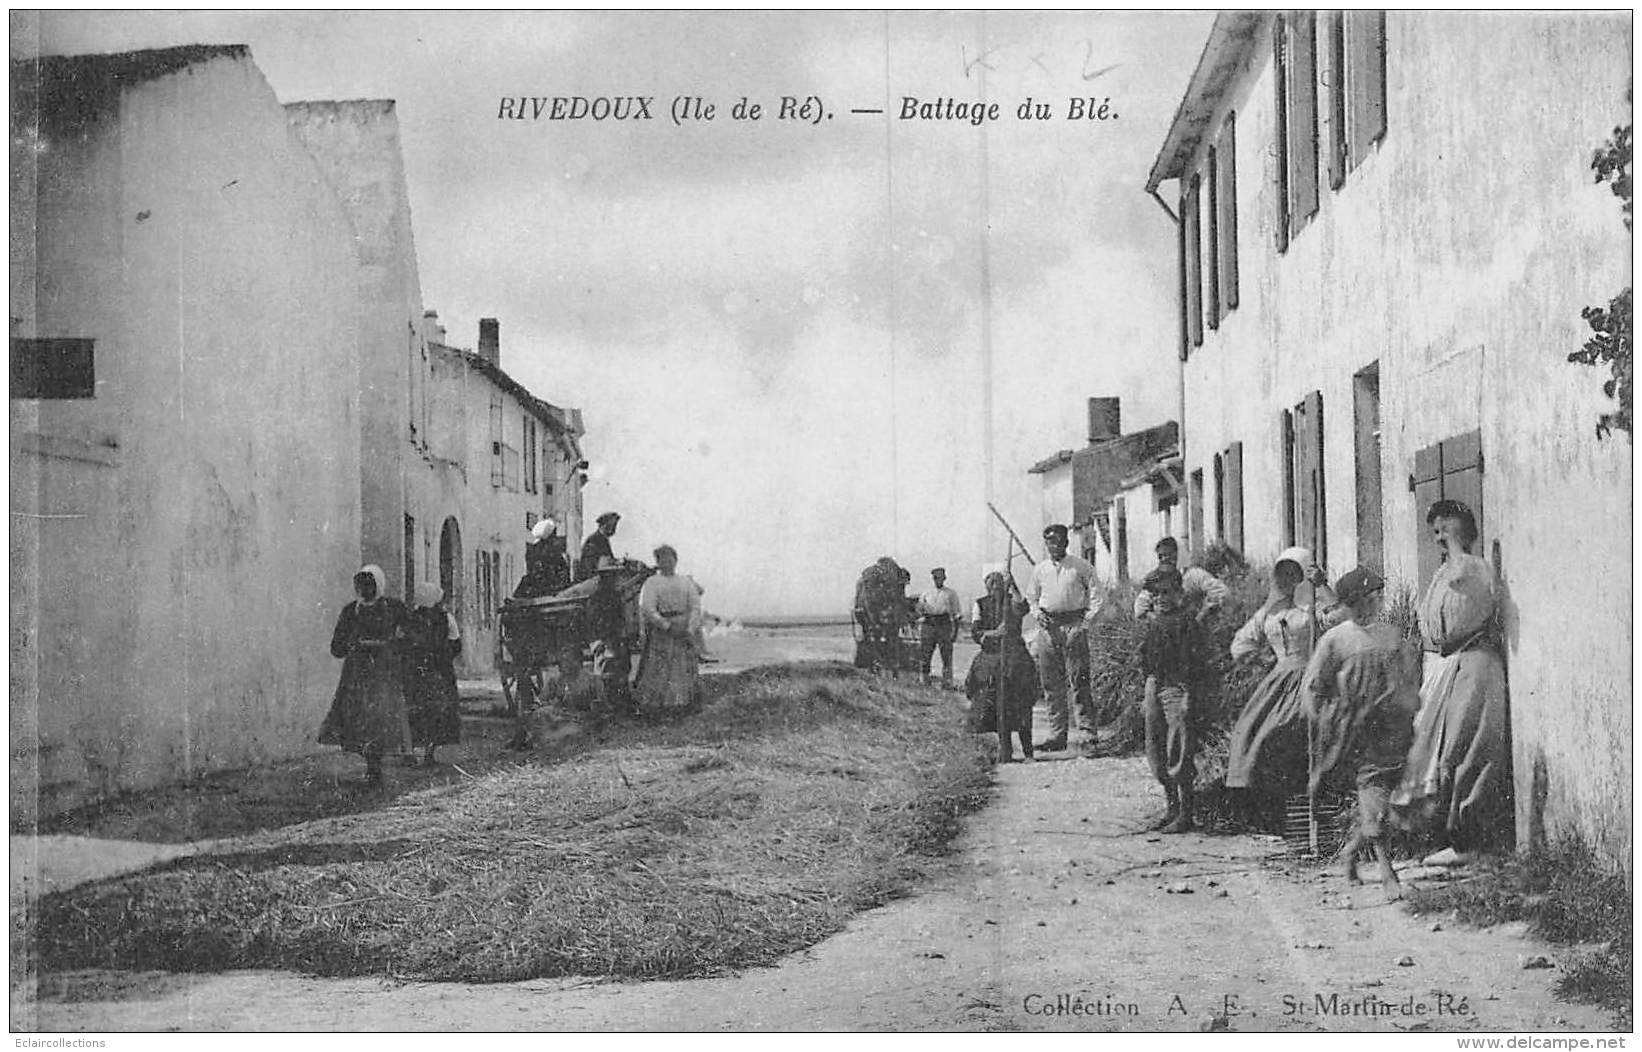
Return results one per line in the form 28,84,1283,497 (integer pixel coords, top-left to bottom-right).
422,309,446,346
479,318,500,367
1087,397,1121,445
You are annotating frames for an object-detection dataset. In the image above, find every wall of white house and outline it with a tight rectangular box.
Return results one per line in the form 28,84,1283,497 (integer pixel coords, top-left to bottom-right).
1172,13,1632,863
9,54,365,819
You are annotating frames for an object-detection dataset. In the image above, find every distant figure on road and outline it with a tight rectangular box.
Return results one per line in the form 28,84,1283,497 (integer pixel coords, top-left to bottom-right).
915,567,963,688
576,512,621,582
404,582,462,767
685,575,718,663
1027,524,1102,754
1139,567,1211,833
319,565,411,786
853,556,911,673
965,571,1037,762
636,544,702,711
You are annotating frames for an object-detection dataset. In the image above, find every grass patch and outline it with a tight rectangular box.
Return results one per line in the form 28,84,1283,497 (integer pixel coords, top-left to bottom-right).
26,662,991,983
1402,838,1632,1025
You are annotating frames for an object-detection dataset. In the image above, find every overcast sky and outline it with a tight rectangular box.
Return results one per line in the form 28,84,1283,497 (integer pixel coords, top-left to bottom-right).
24,10,1215,618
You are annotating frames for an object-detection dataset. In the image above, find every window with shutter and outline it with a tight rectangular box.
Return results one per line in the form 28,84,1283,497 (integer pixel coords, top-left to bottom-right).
1326,11,1348,190
1213,452,1226,543
1225,442,1246,555
1281,409,1297,547
404,514,416,601
1347,10,1388,170
489,394,504,487
1114,497,1130,583
1284,393,1327,563
1273,15,1291,253
1186,174,1204,347
1207,148,1220,329
1303,391,1326,568
1411,430,1485,585
1287,11,1321,235
1353,362,1384,572
1219,112,1240,314
1189,469,1206,555
1177,200,1190,360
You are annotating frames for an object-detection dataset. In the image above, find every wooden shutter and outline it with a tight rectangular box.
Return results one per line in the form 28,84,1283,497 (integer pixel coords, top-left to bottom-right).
1326,11,1348,190
1288,11,1321,232
1219,113,1240,312
1189,469,1206,554
1206,147,1221,329
1226,442,1246,555
1304,391,1327,568
1115,498,1130,583
1213,452,1226,542
1177,197,1190,360
1273,15,1291,252
1348,9,1387,168
1294,401,1315,557
1186,174,1203,347
1411,442,1445,591
1281,408,1297,546
1441,430,1484,550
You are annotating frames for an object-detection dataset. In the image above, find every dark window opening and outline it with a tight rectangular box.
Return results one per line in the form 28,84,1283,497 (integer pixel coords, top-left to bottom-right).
12,337,94,399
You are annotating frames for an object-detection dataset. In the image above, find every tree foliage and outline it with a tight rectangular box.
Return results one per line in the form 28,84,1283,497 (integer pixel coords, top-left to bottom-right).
1569,90,1632,439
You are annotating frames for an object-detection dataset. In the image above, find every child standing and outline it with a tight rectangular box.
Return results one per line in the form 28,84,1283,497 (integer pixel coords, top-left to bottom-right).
1302,567,1421,897
965,571,1038,763
1139,567,1211,833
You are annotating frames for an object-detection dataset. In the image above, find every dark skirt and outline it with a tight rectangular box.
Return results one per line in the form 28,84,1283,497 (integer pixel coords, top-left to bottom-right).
319,647,412,757
965,642,1038,733
1224,663,1308,792
406,660,461,747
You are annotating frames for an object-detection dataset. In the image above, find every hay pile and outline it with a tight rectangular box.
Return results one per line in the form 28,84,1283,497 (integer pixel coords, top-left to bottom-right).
29,663,990,983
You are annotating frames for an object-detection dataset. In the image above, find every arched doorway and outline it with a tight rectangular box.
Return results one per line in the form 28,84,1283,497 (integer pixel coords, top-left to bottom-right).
439,517,462,619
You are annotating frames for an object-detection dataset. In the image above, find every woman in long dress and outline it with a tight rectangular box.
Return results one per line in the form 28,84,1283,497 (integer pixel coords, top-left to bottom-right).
635,544,701,711
1393,500,1512,865
319,565,412,785
964,572,1039,762
1224,547,1342,813
404,581,462,766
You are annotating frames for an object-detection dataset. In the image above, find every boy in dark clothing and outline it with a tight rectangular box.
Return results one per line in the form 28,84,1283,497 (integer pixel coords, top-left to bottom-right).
1140,567,1211,833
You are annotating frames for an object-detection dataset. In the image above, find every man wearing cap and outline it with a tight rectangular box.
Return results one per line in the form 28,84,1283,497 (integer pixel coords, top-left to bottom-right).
1133,537,1228,624
577,512,622,582
1028,523,1102,753
915,567,964,688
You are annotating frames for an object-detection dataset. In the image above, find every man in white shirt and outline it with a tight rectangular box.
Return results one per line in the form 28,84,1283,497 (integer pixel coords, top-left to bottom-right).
1028,523,1103,753
915,567,964,687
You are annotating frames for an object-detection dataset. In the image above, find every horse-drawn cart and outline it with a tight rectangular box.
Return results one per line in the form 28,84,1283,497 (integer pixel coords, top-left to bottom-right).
497,559,652,715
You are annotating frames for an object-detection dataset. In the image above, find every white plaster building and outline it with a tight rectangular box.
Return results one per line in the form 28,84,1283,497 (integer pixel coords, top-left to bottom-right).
1147,12,1632,864
9,47,365,819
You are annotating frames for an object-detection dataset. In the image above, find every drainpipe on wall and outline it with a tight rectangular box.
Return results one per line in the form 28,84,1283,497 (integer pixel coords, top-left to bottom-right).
1146,184,1189,552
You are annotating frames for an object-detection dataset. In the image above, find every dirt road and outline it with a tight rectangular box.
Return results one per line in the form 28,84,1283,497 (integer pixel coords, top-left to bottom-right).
17,746,1606,1032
